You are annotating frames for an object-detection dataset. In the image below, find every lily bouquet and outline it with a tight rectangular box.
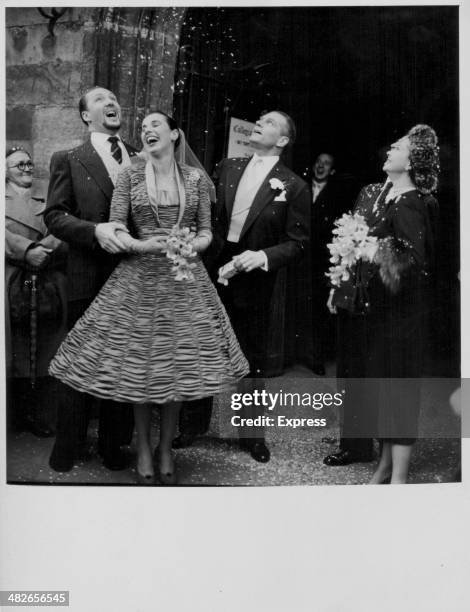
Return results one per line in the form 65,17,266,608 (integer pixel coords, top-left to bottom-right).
326,212,378,287
164,226,197,281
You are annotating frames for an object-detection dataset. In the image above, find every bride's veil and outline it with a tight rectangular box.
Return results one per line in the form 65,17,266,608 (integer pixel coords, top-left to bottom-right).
175,129,217,203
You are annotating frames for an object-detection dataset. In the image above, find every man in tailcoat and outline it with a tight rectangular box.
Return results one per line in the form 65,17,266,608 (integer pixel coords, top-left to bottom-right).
175,110,310,463
44,86,138,472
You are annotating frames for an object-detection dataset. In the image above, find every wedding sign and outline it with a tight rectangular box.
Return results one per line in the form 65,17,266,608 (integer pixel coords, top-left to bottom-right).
227,117,255,158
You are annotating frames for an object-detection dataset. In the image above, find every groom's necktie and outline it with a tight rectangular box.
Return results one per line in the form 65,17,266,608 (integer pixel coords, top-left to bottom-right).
108,136,122,164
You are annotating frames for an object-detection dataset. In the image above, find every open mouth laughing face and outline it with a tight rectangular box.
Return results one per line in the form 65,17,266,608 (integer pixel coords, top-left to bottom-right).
313,153,335,181
103,106,120,126
141,113,178,155
82,88,122,133
144,133,160,146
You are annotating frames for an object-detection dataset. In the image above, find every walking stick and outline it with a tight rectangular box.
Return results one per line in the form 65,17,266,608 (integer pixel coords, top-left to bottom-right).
29,273,38,389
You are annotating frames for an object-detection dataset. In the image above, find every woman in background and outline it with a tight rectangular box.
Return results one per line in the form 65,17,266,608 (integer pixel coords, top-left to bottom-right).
5,147,67,437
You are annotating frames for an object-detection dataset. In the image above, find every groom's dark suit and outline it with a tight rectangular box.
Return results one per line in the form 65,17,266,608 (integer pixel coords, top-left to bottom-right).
179,155,310,442
45,137,138,470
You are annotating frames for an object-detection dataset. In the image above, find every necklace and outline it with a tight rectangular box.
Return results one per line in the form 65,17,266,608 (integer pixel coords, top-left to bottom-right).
145,159,184,227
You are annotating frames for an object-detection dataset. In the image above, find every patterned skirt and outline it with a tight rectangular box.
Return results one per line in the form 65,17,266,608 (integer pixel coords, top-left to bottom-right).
49,253,249,404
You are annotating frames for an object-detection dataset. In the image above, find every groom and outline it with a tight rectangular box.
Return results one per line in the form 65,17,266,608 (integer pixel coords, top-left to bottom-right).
175,110,310,462
45,86,138,472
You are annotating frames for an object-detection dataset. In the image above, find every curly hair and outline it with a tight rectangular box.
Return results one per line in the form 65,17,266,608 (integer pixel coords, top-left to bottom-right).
406,124,440,194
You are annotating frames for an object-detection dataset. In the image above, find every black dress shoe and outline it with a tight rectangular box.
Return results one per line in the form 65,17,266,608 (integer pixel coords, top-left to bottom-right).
102,448,132,471
49,450,74,473
323,449,374,466
172,433,197,449
241,440,270,463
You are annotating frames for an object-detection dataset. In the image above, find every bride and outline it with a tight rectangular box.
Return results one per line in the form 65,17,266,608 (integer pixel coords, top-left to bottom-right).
49,111,249,485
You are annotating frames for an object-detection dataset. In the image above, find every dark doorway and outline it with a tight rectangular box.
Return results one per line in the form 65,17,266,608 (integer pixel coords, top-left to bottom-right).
173,6,459,374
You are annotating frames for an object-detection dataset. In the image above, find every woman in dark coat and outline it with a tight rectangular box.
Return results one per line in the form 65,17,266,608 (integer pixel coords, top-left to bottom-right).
326,125,439,483
5,147,67,436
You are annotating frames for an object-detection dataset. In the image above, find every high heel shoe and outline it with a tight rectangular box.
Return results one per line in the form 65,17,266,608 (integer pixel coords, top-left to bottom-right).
136,470,156,485
153,448,178,486
136,457,156,485
158,470,177,486
369,472,392,485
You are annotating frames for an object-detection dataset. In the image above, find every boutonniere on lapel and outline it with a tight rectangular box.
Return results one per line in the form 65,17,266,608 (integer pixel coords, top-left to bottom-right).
269,177,287,202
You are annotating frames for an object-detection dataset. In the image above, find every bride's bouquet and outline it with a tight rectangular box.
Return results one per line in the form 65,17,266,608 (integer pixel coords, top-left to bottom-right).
326,212,378,290
164,226,197,281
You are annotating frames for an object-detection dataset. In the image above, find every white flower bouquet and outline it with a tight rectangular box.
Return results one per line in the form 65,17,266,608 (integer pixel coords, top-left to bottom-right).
326,212,378,287
164,226,197,281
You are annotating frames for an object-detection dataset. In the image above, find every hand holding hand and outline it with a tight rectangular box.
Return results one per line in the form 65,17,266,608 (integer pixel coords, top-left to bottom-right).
95,222,129,253
327,288,337,314
25,245,53,268
144,236,168,254
232,250,266,273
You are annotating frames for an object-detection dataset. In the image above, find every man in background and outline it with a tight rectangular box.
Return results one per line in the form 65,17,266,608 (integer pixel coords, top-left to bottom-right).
308,152,359,374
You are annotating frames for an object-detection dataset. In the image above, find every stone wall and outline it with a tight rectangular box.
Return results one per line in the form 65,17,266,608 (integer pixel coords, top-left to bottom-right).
6,7,186,195
6,8,96,193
